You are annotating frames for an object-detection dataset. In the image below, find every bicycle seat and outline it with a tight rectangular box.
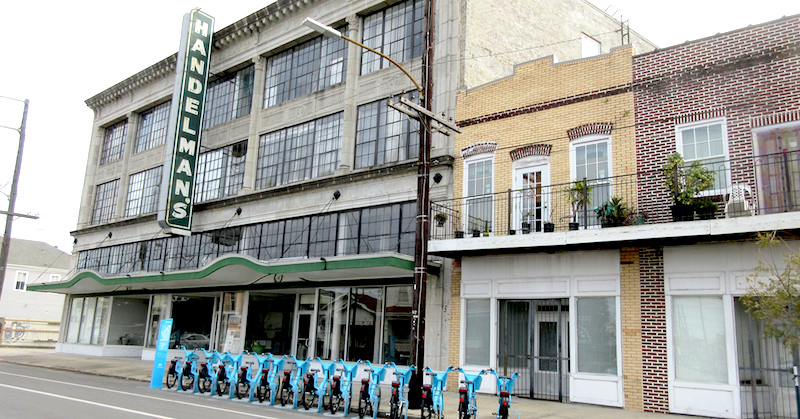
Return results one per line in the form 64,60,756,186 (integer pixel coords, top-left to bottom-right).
392,381,400,386
499,390,510,396
458,387,468,394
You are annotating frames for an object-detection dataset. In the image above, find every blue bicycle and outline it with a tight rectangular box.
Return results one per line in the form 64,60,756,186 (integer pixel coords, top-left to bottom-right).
456,368,487,419
358,361,388,419
254,353,275,403
485,369,520,419
421,366,453,419
386,363,415,419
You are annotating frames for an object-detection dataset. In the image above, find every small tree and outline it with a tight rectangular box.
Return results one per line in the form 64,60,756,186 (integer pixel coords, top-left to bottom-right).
740,231,800,352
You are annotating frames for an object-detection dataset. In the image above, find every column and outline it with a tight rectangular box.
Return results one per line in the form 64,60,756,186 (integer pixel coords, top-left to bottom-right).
242,55,267,192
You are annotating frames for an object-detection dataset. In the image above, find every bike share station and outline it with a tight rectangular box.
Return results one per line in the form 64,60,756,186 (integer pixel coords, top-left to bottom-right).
151,319,521,418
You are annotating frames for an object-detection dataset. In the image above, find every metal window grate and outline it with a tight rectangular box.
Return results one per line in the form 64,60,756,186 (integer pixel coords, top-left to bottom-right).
134,101,170,153
100,121,128,165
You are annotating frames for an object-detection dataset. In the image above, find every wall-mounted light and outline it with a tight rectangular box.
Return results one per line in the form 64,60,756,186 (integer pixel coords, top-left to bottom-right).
235,207,242,216
433,173,443,184
333,190,341,200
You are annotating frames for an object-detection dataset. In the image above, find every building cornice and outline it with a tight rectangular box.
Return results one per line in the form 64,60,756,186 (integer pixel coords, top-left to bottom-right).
85,0,317,110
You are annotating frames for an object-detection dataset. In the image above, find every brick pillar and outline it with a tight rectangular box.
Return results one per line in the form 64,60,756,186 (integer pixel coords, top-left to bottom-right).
620,247,643,410
447,259,462,391
639,247,669,413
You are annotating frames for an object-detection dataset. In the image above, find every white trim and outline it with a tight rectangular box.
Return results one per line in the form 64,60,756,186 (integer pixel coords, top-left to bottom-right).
14,270,28,291
569,134,613,181
462,153,495,234
675,117,731,196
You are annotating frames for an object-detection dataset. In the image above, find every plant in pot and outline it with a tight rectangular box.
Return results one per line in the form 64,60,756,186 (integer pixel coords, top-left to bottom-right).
433,212,447,227
662,152,715,221
543,201,556,232
521,211,532,234
694,199,718,220
594,196,633,227
565,179,592,230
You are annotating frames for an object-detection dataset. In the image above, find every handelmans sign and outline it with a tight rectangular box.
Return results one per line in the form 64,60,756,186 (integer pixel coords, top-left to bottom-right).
158,9,214,235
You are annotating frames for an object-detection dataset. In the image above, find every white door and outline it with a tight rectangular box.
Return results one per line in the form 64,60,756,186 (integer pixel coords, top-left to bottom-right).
514,165,550,233
532,300,569,400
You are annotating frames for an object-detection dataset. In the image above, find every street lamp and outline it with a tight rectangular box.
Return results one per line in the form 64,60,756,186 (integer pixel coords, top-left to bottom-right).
304,15,459,407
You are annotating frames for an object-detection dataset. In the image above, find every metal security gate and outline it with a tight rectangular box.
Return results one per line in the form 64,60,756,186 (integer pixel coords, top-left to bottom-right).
735,298,800,419
498,299,570,401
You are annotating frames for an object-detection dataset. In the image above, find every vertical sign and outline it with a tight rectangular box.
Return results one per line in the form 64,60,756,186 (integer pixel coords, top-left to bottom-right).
158,9,214,235
149,318,174,388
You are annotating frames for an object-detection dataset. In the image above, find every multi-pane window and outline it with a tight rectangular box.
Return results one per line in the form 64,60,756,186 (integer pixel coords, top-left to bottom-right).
204,65,255,130
14,271,27,291
100,120,128,165
256,113,342,189
677,119,729,192
77,201,416,275
125,166,162,217
361,0,424,75
91,179,119,225
465,158,494,233
355,92,420,169
572,136,612,225
135,101,170,153
264,28,348,107
196,140,247,202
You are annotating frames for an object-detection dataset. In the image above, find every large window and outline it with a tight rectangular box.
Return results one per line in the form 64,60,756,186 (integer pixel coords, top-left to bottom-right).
77,201,416,275
264,28,348,107
125,166,162,217
100,120,128,165
256,113,342,188
672,296,728,384
204,65,255,130
753,122,800,213
196,141,247,203
576,297,617,374
676,118,729,192
465,299,490,365
465,157,494,233
355,92,420,169
571,135,611,226
91,179,119,225
361,0,424,75
14,271,27,291
135,101,170,153
66,296,110,345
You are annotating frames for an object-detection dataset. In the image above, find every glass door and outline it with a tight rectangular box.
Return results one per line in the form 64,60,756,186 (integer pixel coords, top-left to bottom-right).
294,294,316,359
514,164,550,233
532,300,569,401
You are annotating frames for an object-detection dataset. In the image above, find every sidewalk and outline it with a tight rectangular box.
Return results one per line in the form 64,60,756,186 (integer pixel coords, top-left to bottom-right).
0,347,673,418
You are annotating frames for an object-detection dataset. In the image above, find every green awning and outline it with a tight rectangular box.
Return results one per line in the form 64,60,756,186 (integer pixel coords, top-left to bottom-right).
28,253,422,295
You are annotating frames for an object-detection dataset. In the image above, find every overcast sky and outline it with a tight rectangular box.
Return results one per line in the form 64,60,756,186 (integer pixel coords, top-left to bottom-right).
0,0,798,252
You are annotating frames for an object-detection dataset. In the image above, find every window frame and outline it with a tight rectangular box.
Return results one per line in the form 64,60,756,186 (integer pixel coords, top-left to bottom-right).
204,65,255,130
360,0,424,75
134,101,171,153
14,271,28,291
354,92,420,169
463,154,495,233
91,179,120,225
100,120,128,165
570,134,612,227
125,166,163,217
196,140,247,203
675,117,731,195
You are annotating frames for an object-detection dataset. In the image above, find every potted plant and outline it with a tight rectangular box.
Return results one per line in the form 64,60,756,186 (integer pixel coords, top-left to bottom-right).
694,199,718,220
662,152,715,221
543,201,556,232
521,211,532,234
633,210,649,225
433,212,448,227
454,230,464,238
565,179,592,230
594,196,633,227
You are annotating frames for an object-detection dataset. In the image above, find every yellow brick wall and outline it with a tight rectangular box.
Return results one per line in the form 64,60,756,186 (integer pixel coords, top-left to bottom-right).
620,247,643,411
453,47,635,206
447,259,462,391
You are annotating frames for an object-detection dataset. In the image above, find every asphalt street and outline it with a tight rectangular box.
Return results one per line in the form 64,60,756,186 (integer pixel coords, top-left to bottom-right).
0,363,313,419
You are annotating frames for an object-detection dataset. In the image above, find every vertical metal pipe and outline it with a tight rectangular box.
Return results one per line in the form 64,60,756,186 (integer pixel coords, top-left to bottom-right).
507,189,512,234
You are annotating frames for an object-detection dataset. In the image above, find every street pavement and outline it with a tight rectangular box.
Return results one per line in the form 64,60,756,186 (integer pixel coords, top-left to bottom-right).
0,347,676,418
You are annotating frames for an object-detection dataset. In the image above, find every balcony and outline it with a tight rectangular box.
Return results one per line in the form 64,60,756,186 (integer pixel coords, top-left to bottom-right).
429,150,800,256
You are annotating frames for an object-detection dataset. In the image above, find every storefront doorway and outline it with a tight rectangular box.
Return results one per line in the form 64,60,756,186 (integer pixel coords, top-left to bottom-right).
498,299,570,401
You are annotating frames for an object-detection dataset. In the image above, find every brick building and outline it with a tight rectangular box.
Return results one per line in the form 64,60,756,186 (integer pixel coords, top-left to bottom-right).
430,14,800,418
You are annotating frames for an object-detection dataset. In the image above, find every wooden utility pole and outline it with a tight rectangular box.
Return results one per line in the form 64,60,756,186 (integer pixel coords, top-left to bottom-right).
0,98,29,303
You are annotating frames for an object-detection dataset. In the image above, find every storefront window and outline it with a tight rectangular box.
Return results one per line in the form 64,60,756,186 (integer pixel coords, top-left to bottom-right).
672,296,728,383
383,286,412,364
246,293,295,355
218,292,245,353
170,295,215,349
348,288,384,362
107,297,148,346
465,299,490,365
66,296,109,345
316,288,349,360
147,294,170,347
576,297,617,374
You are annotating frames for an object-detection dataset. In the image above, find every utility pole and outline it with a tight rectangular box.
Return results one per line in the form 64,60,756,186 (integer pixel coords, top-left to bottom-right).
0,97,29,303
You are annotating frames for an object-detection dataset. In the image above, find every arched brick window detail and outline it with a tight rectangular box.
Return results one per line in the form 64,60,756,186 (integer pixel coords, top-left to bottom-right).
461,141,497,159
510,144,552,161
567,122,613,141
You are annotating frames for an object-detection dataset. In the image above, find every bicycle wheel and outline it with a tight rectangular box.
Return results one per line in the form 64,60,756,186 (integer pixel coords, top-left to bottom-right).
329,394,340,414
458,399,469,419
217,380,229,396
256,383,269,403
198,377,211,393
358,396,367,418
181,374,194,391
390,400,399,419
498,403,509,419
280,385,292,406
165,372,178,389
237,381,249,399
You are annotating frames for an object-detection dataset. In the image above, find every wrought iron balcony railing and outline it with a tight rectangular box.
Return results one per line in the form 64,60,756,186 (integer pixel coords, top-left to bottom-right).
430,149,800,240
